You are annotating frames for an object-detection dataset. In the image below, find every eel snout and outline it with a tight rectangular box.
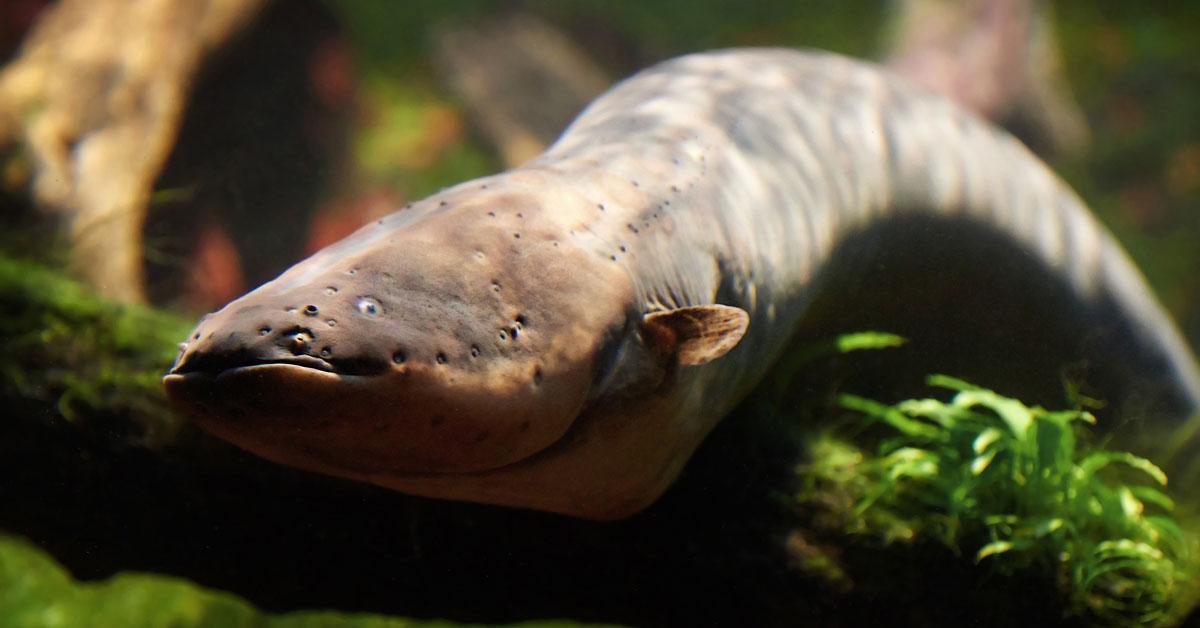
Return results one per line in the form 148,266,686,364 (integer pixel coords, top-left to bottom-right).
164,193,633,481
165,281,592,476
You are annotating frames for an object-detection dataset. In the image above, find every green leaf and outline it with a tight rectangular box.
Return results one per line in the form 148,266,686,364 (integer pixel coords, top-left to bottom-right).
971,449,999,476
973,428,1004,455
1080,452,1168,485
834,331,908,354
977,540,1015,561
953,390,1033,438
838,394,942,439
1033,518,1065,537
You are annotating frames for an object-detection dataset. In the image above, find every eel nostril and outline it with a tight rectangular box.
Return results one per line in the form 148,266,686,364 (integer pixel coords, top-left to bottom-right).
288,331,312,354
258,326,272,336
304,304,320,316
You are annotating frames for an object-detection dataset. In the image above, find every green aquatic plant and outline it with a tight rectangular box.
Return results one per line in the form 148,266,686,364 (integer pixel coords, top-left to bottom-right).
0,255,194,444
797,370,1199,626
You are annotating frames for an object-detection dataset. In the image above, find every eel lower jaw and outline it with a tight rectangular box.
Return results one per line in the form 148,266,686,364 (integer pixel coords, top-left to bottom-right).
167,354,337,378
163,360,579,480
162,361,346,430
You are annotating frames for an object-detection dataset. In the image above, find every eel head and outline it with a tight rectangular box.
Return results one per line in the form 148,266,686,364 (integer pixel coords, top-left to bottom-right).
164,186,748,518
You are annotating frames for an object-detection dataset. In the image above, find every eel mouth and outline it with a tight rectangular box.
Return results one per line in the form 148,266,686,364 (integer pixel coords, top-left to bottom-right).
163,351,588,478
167,354,336,378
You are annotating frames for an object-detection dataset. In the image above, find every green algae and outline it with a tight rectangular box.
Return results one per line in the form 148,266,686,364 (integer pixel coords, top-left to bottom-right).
0,255,193,446
0,534,608,628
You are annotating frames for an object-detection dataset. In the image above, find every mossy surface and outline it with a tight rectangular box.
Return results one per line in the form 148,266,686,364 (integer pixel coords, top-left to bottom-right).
0,533,609,628
0,255,193,446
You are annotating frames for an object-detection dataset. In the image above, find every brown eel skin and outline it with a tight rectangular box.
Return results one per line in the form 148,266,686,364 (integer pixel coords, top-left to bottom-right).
164,49,1200,520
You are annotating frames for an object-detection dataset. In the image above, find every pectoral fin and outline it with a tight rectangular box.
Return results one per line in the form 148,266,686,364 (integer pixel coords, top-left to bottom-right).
642,304,750,366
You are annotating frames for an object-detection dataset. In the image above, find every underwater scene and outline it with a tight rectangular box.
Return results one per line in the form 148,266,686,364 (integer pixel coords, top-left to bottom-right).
1,1,1199,626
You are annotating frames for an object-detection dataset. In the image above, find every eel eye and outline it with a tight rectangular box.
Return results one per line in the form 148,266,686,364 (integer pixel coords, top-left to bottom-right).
357,297,381,316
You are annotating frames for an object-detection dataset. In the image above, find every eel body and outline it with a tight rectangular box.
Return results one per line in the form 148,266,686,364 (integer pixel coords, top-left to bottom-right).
164,49,1200,520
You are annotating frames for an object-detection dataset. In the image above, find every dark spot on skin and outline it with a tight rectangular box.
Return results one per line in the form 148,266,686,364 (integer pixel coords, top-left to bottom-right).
320,347,332,358
516,213,523,218
533,368,543,385
431,414,445,427
671,158,680,165
376,220,384,225
470,345,480,358
487,211,496,218
439,200,449,207
258,327,271,336
392,351,406,364
348,268,357,275
627,223,639,234
597,203,605,211
513,232,521,239
619,245,627,252
480,184,489,190
436,352,447,364
671,185,680,193
610,255,618,261
303,304,319,316
632,180,640,187
553,242,559,247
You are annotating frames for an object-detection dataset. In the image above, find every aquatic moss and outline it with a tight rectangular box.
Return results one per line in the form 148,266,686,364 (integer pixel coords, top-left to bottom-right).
0,533,609,628
0,255,194,445
796,371,1200,627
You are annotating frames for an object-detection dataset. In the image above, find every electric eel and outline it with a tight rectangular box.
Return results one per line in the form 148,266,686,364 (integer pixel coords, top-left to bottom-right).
164,49,1200,520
